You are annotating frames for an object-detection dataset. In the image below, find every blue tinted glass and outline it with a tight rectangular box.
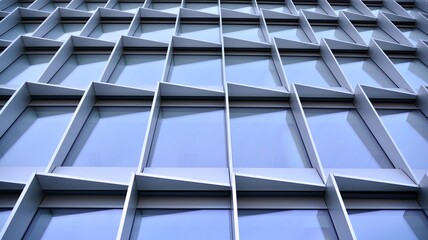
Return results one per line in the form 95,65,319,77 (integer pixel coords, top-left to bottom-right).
305,109,392,168
179,24,220,43
76,2,106,12
221,3,255,14
64,107,150,167
2,2,20,12
331,5,360,15
230,108,310,168
167,55,223,90
311,26,354,43
63,107,150,167
24,209,122,240
378,109,428,169
0,209,11,230
399,28,428,46
0,107,75,167
294,4,326,14
88,23,130,42
226,56,282,88
258,4,291,14
391,58,428,91
0,24,40,41
267,25,310,42
223,25,266,42
282,56,340,88
131,209,232,240
356,27,398,44
40,2,69,12
349,210,428,240
108,54,166,89
133,23,176,43
368,6,394,16
44,23,85,42
185,3,219,14
48,54,110,89
112,3,144,13
0,55,53,88
148,108,228,167
150,2,181,14
239,210,338,240
337,57,397,89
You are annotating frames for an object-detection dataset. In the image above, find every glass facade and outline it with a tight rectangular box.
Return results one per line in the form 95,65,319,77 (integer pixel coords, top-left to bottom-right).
0,107,75,166
226,55,282,88
148,107,228,167
349,210,428,240
167,55,223,90
47,54,110,89
131,209,231,240
230,108,309,168
1,1,428,239
63,107,150,167
107,54,166,89
305,108,392,169
239,210,338,240
282,56,340,88
24,209,122,239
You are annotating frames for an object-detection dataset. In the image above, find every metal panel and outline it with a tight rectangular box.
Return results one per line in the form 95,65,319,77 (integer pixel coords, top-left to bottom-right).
325,175,357,240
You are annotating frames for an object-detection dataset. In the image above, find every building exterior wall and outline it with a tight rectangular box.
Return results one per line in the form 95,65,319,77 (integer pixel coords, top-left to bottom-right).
1,0,428,239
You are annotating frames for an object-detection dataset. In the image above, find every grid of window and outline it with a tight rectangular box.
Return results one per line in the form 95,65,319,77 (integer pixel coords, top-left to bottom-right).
1,0,428,239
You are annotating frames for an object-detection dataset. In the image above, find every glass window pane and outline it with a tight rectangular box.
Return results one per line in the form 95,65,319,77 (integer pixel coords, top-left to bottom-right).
331,5,360,15
108,54,165,89
2,3,21,12
63,107,150,167
239,210,338,240
112,2,144,13
0,107,75,167
368,6,395,16
133,23,175,43
0,209,12,230
150,2,181,14
230,108,310,168
88,23,130,42
148,108,228,168
223,25,266,42
185,3,219,14
356,27,398,44
294,4,326,14
131,209,231,240
48,54,110,89
0,54,53,88
349,210,428,240
282,56,340,88
305,108,392,168
221,3,255,14
267,25,310,42
311,26,354,43
76,2,106,12
337,57,398,89
377,109,428,169
226,55,282,88
40,2,69,12
390,58,428,91
0,23,40,41
258,4,291,14
43,23,86,41
167,55,223,90
404,7,427,18
179,24,220,43
399,27,428,46
24,209,122,240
